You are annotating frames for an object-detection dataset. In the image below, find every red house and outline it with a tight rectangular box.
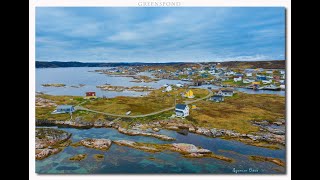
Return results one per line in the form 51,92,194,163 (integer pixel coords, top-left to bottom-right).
85,92,97,99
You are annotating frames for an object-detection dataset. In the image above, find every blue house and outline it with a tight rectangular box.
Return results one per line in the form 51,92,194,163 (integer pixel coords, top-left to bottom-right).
256,75,267,81
52,105,75,114
235,73,244,77
201,74,208,78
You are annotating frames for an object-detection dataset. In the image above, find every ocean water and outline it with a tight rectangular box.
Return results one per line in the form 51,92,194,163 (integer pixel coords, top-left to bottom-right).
36,127,285,174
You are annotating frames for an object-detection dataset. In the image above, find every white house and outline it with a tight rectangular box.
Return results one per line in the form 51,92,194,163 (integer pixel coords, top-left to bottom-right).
208,70,215,75
243,79,255,84
280,70,285,75
256,68,264,72
246,73,253,77
165,86,172,92
175,104,189,117
226,71,235,76
280,80,285,84
234,76,242,82
217,90,234,97
262,80,272,84
266,70,273,74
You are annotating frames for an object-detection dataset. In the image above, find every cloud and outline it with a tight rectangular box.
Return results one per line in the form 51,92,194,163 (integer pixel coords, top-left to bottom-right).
36,7,285,62
108,31,140,42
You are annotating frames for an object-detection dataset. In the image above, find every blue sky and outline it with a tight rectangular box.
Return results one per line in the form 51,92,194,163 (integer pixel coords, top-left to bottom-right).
36,7,285,62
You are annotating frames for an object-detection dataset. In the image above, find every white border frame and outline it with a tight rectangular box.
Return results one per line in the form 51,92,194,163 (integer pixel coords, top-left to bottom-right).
29,1,291,180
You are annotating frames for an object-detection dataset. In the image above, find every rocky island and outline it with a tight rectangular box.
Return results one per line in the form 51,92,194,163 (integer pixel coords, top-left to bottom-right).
41,83,66,87
69,154,88,161
113,140,233,162
74,138,112,151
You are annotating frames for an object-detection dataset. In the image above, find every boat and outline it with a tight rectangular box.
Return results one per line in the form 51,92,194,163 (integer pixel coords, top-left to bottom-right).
126,111,131,115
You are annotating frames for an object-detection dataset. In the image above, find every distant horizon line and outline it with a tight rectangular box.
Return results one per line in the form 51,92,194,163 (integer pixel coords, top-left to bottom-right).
36,60,285,64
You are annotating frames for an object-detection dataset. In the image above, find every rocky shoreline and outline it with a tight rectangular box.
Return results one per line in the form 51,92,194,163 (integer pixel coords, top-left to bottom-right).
118,127,175,141
35,128,72,160
36,117,285,149
249,155,285,167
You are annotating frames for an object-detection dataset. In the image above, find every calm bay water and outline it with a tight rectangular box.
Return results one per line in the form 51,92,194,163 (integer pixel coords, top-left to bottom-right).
36,67,285,97
36,127,285,174
36,67,182,98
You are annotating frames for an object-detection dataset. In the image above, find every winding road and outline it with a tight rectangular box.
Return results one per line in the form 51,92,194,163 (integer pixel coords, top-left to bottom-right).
75,89,213,118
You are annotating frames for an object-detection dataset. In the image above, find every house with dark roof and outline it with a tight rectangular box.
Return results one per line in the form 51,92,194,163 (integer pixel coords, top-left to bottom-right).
175,104,189,117
217,90,234,97
52,105,75,114
210,95,224,102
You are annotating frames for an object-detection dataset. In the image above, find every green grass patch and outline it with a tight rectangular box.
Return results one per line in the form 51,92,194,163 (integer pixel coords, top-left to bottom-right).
190,92,285,134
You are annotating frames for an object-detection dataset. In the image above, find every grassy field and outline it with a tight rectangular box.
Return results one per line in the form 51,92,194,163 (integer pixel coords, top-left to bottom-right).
35,94,107,121
82,88,209,116
36,89,285,135
188,92,285,134
35,88,209,121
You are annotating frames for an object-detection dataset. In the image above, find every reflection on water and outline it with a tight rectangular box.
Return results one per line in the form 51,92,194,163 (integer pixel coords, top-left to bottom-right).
36,127,285,174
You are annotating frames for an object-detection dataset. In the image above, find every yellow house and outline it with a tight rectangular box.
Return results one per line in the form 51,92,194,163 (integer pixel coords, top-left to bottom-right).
252,82,260,85
191,105,197,109
185,90,195,98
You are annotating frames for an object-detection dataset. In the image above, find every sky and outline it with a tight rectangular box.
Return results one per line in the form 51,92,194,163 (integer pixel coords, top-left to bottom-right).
36,7,285,62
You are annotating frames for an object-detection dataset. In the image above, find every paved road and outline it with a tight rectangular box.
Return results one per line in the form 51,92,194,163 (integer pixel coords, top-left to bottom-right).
75,89,213,118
